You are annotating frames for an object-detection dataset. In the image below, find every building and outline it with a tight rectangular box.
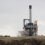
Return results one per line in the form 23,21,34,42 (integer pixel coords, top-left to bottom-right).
19,5,38,36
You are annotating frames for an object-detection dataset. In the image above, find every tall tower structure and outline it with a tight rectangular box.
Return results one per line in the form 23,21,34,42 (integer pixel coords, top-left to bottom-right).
19,5,38,36
29,5,32,23
23,5,38,36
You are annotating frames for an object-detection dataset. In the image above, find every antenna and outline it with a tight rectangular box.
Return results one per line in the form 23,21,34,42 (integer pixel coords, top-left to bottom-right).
29,5,32,23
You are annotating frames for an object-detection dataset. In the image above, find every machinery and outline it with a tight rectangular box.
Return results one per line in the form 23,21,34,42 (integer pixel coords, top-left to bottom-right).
19,5,38,36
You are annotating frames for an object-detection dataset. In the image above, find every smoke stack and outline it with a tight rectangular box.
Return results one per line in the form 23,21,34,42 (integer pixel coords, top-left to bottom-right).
29,5,32,23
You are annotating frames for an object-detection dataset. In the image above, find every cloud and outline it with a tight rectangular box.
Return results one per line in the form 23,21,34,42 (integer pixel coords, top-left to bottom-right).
38,21,45,26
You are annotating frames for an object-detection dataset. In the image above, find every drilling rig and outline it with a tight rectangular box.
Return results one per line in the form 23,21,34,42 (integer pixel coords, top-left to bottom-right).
19,5,38,36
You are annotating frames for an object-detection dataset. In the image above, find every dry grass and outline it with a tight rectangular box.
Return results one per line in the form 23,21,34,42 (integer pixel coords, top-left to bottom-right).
0,36,45,45
0,36,45,41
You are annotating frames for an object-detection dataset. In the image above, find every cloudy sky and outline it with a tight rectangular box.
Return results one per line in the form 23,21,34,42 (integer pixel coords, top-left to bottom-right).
0,0,45,37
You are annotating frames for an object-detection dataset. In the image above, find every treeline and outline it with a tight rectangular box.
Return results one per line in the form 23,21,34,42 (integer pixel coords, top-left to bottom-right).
0,39,45,45
0,35,10,37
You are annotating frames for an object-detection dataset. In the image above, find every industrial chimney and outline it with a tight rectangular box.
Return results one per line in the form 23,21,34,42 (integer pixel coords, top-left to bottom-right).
29,5,32,23
19,5,38,36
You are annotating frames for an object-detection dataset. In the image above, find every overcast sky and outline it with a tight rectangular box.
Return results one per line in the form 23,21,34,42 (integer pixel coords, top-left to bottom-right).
0,0,45,37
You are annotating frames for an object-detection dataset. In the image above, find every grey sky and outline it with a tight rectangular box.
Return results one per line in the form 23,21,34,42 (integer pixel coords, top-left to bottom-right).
0,0,45,37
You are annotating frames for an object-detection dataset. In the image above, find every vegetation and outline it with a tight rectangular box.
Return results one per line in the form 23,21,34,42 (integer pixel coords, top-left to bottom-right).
0,36,45,45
